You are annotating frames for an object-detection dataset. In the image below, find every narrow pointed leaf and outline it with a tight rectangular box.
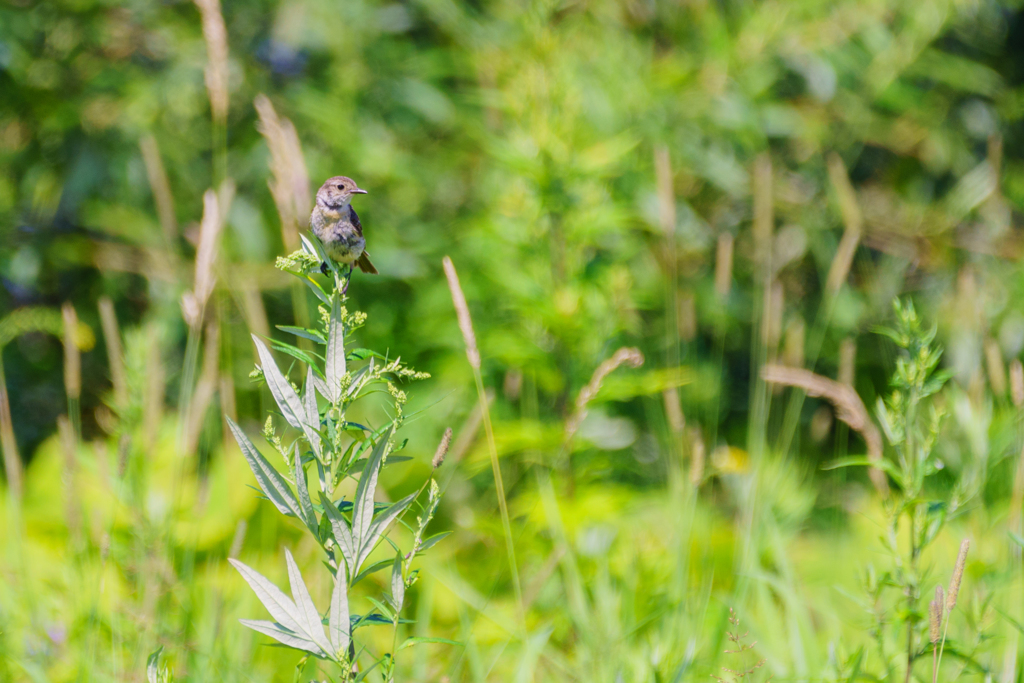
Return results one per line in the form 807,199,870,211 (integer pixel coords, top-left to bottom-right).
229,558,304,634
329,560,350,654
351,558,393,586
417,531,452,554
303,366,321,458
284,549,332,653
391,553,405,612
326,297,346,403
253,336,307,433
294,446,318,538
302,276,331,305
357,491,418,569
228,417,299,518
313,374,331,401
398,637,461,651
353,426,394,550
346,358,374,399
238,619,325,656
320,491,357,570
277,325,326,345
146,647,164,683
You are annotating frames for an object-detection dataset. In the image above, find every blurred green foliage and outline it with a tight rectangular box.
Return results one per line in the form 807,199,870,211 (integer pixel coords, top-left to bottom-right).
3,0,1024,680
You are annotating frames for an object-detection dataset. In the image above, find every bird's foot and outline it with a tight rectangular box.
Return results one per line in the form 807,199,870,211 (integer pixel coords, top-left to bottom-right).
340,265,353,295
320,261,330,276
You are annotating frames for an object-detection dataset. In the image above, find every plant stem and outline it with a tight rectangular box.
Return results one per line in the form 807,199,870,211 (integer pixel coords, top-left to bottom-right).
473,367,524,623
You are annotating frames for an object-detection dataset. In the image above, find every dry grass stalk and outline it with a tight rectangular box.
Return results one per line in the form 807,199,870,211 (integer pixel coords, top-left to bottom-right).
763,281,784,357
783,316,805,368
839,337,857,387
254,94,310,251
139,134,178,245
930,585,944,644
689,427,705,487
193,0,229,123
825,153,863,296
447,389,493,465
182,185,233,329
441,255,523,616
143,324,165,449
62,303,81,403
655,146,676,236
678,290,696,341
442,256,480,370
663,388,685,434
762,363,888,495
98,297,128,408
220,371,237,457
946,539,969,611
752,154,773,272
228,519,248,560
1010,359,1024,408
984,338,1007,397
565,347,645,443
185,320,221,455
715,232,734,298
239,277,271,340
57,414,80,538
432,427,453,469
0,360,21,499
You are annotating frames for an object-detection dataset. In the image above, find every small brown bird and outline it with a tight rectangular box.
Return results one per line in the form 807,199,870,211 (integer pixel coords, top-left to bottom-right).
311,176,378,287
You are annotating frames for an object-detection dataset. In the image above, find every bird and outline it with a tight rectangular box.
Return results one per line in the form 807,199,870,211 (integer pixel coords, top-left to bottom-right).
310,176,378,291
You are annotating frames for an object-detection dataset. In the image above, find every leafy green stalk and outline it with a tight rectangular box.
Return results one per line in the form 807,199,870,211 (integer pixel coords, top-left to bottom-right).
229,236,450,680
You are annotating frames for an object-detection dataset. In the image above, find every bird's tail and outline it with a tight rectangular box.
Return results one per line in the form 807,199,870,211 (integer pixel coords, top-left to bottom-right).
356,252,378,274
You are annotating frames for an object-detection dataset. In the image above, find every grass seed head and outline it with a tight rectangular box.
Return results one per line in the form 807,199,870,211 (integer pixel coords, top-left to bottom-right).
946,539,970,612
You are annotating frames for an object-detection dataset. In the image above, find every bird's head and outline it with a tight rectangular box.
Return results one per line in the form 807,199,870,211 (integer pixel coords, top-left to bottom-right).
316,176,367,209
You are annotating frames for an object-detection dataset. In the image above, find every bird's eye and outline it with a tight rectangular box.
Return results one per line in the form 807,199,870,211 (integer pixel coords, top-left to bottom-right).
336,185,343,190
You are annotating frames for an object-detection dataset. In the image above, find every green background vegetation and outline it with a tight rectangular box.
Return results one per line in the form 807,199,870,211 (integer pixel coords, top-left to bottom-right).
2,0,1024,680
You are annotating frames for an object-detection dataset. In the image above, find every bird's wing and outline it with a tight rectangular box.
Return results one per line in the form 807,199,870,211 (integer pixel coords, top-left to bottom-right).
349,205,363,237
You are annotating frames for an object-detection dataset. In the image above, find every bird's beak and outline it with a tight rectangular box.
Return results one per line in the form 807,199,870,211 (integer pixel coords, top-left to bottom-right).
353,188,368,194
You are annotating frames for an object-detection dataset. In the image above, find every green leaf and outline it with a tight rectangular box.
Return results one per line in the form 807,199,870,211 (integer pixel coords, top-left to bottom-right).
418,531,452,554
301,276,331,305
366,597,396,623
351,558,393,586
353,426,395,553
320,491,357,571
391,552,405,612
359,492,419,569
398,637,461,651
293,445,318,538
146,647,166,683
271,340,324,370
277,325,326,345
238,619,325,657
253,336,307,434
302,367,321,460
329,560,350,655
227,417,299,518
229,558,305,635
348,348,383,361
326,297,346,403
284,548,332,655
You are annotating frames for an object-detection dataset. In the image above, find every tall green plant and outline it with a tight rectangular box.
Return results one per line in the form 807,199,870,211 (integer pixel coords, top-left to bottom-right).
228,235,452,681
830,299,970,683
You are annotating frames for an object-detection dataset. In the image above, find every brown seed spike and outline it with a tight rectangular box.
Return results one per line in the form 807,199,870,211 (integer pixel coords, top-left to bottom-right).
432,427,453,469
946,539,970,612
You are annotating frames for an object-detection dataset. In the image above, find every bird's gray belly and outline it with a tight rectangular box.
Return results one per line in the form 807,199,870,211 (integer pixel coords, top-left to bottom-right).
315,222,365,264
